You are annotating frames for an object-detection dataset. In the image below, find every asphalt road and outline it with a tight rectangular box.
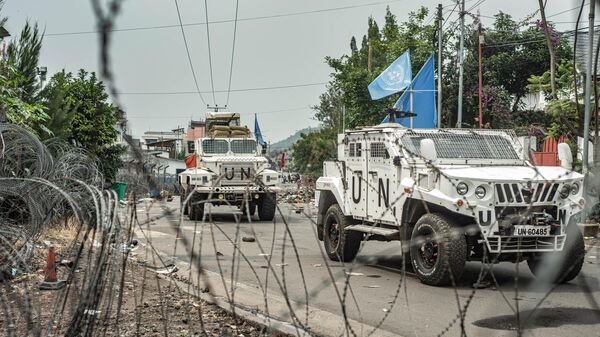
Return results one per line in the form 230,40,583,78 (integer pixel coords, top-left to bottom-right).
133,197,600,337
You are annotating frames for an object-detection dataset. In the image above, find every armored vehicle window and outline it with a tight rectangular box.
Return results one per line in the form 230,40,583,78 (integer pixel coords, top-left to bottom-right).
370,142,389,158
401,131,519,160
231,139,257,154
349,143,362,157
202,139,228,154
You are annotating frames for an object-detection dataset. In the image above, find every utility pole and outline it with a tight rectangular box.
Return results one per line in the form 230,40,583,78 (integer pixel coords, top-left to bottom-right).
457,0,465,128
437,4,443,128
583,1,595,173
478,21,483,128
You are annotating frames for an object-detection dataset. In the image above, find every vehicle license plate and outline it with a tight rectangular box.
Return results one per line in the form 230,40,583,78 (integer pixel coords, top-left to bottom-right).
514,225,550,236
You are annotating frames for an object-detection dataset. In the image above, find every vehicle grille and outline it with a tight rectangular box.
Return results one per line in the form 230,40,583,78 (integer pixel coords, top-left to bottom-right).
494,182,560,205
220,163,256,186
486,235,565,253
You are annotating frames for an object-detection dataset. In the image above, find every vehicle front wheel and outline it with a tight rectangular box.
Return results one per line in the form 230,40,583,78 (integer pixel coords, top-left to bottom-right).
258,193,276,221
527,224,585,283
188,196,205,221
410,213,467,286
323,204,362,262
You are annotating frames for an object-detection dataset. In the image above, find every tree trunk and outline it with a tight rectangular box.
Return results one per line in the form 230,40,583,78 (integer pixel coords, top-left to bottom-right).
538,0,557,99
512,93,523,112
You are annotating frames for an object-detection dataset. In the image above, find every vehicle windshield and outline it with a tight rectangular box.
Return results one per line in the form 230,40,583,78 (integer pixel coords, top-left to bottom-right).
401,131,520,160
230,139,257,154
202,139,228,154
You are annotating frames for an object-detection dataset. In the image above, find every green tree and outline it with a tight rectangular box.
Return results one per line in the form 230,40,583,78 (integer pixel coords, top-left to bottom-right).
313,84,344,130
38,71,75,140
39,70,125,181
326,6,437,129
5,21,43,103
0,64,48,132
291,128,337,179
545,99,580,139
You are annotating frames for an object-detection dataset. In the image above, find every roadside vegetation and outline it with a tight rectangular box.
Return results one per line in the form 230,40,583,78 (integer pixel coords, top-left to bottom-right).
0,1,124,182
292,6,582,178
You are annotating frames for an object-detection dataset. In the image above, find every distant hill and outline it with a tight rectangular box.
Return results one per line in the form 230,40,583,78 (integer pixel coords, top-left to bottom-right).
269,127,318,152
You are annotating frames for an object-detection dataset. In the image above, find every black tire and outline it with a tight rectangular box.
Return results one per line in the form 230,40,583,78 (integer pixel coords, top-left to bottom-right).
410,213,467,286
323,204,362,262
258,193,276,221
181,192,189,216
527,224,585,283
188,196,205,221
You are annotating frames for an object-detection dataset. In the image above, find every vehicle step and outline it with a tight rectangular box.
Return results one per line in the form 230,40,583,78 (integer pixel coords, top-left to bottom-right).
345,224,399,237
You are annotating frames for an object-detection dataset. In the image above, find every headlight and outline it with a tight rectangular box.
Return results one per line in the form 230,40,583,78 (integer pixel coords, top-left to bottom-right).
559,184,570,199
571,182,580,195
475,185,486,199
456,182,468,195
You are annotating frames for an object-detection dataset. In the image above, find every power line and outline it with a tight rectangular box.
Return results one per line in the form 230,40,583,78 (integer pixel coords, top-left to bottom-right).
127,106,312,119
204,0,217,105
174,0,206,106
442,3,459,29
45,0,406,37
225,0,240,107
547,2,588,19
117,81,327,95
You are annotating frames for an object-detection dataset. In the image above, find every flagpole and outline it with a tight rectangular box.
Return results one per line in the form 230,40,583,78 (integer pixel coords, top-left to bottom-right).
409,83,414,128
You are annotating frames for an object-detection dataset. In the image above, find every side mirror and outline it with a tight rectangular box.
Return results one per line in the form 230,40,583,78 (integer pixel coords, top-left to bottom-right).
261,145,267,155
557,143,573,170
420,138,437,162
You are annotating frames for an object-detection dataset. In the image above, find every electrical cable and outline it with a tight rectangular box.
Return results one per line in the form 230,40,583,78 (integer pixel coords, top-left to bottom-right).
117,81,327,95
174,0,207,106
204,0,217,105
46,0,407,37
225,0,240,108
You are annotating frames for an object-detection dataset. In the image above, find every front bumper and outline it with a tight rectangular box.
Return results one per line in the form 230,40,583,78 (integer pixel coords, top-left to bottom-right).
193,185,280,193
484,234,566,253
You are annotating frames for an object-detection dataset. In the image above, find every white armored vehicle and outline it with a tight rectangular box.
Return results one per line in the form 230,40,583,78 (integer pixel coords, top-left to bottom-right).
179,112,280,221
316,121,585,286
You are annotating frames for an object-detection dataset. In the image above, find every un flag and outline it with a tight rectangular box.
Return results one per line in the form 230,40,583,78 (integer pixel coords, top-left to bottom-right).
368,50,412,100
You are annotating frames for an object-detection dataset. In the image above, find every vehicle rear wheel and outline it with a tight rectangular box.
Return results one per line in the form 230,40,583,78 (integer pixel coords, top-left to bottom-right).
258,193,276,221
323,204,362,262
181,190,189,216
410,213,467,286
188,195,205,221
527,224,585,283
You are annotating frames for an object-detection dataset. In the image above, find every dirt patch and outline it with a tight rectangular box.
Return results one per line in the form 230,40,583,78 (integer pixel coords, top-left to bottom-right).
0,225,291,337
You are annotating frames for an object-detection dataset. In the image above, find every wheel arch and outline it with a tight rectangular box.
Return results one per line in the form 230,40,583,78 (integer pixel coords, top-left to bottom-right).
402,198,474,232
316,189,344,241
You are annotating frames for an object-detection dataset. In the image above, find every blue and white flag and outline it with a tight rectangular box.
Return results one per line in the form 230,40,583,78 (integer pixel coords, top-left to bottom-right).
368,50,412,100
254,113,265,146
382,54,436,128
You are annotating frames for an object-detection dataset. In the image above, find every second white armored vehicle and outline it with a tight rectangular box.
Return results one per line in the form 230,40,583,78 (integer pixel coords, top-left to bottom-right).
179,112,280,221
